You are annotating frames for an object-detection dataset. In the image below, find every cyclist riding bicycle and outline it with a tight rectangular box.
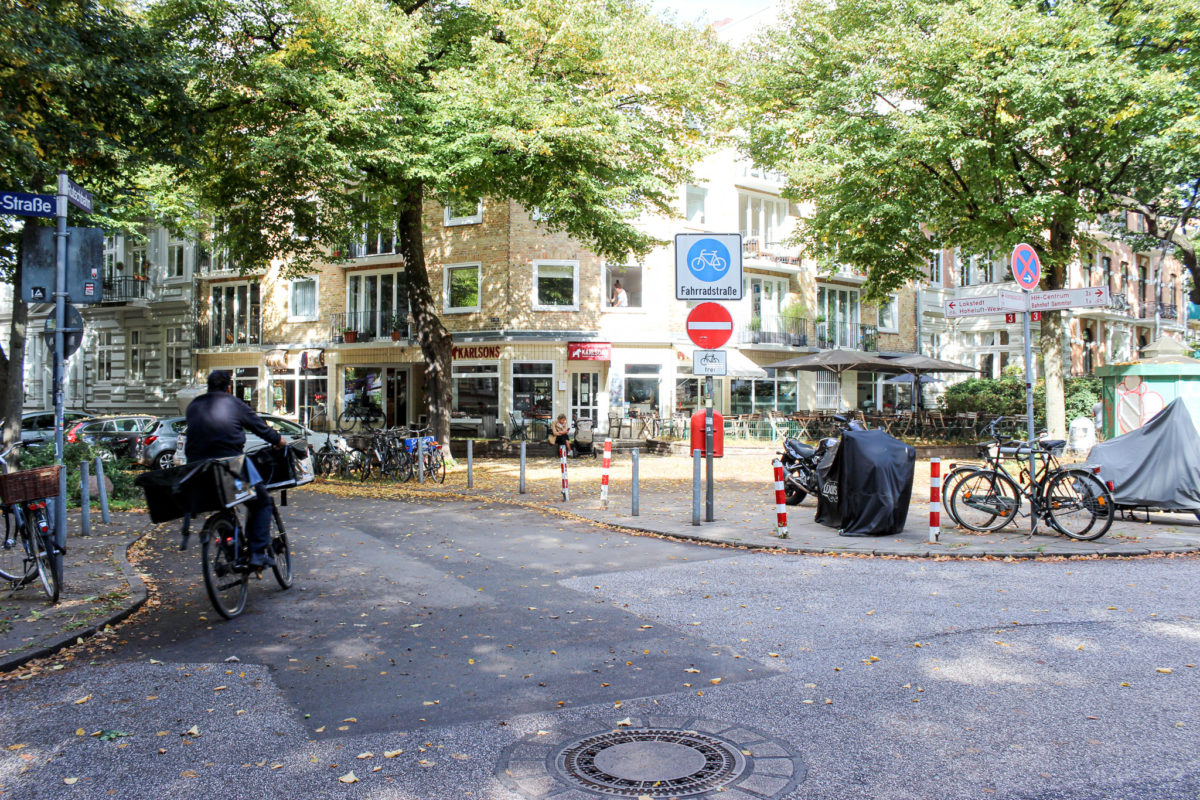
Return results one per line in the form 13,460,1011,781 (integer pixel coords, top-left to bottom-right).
186,370,285,569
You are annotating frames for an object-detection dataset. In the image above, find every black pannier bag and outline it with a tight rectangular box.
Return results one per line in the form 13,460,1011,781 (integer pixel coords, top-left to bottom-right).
248,440,314,491
135,455,255,524
815,429,916,536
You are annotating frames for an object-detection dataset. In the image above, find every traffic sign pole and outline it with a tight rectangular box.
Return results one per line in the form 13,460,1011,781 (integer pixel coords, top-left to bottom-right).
52,172,69,577
705,376,714,522
1012,243,1042,537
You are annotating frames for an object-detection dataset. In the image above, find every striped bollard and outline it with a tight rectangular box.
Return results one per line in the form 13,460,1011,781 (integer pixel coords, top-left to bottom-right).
772,458,788,538
599,438,612,509
560,445,570,502
929,457,941,543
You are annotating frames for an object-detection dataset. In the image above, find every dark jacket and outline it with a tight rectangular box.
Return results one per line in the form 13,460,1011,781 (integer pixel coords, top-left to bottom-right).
185,390,282,461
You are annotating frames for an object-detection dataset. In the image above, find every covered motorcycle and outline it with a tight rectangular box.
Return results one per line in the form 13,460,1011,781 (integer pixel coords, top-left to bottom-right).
1086,398,1200,514
815,429,916,536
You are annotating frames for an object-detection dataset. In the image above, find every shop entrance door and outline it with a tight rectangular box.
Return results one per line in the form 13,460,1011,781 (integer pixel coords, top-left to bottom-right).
571,372,600,423
386,367,410,428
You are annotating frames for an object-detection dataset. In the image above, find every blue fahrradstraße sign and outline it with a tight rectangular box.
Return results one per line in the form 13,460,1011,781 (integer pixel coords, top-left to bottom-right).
0,191,56,218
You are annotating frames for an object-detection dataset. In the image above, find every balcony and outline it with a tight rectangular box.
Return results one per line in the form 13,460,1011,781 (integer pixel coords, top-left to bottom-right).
815,322,879,352
1159,303,1179,320
100,276,149,305
194,317,262,349
329,310,409,343
741,238,802,268
737,316,809,346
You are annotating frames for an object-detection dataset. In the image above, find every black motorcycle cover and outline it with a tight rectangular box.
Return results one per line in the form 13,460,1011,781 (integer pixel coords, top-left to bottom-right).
815,429,916,536
1086,398,1200,511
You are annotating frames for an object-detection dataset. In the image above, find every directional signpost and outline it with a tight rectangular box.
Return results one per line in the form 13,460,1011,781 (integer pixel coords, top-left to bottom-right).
1011,244,1042,534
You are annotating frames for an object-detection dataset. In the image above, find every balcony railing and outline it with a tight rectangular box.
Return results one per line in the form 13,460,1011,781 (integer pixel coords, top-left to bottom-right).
1159,303,1178,320
329,310,409,343
815,322,879,352
100,276,149,304
741,238,802,267
195,317,262,349
737,316,809,346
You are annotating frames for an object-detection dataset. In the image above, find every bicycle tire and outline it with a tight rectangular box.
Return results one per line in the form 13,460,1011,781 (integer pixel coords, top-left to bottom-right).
426,450,446,484
337,408,359,433
949,469,1021,532
201,514,248,620
269,503,293,588
395,450,414,482
343,449,368,482
941,464,982,528
1044,469,1114,541
362,410,383,432
0,518,33,583
28,510,59,603
360,450,383,482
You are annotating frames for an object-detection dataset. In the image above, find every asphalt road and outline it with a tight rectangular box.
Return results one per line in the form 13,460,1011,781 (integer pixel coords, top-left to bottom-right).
1,490,1198,799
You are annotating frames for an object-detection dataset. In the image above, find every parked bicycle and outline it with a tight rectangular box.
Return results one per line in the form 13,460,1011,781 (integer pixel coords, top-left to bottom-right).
0,440,62,603
337,388,384,432
948,421,1115,540
404,428,446,484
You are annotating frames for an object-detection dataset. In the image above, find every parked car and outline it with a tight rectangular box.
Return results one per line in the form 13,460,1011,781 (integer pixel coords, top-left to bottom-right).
134,416,187,470
66,415,157,459
20,411,90,447
173,414,338,466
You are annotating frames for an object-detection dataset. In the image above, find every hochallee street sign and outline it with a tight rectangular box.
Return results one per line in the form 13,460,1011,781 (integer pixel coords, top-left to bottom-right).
0,191,56,218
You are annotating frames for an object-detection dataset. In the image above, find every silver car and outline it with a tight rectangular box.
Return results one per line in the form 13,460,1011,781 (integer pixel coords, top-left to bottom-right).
173,414,339,466
135,416,187,471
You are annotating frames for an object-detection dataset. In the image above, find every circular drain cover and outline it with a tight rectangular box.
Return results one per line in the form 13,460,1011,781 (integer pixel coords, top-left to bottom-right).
557,728,744,797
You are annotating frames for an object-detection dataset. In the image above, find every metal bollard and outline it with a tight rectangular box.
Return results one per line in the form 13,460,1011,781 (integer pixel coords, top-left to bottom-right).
560,445,569,502
600,438,612,509
417,436,425,484
467,439,474,489
929,458,941,543
519,440,526,494
692,448,701,526
772,458,788,538
95,456,110,524
631,448,639,516
80,460,91,537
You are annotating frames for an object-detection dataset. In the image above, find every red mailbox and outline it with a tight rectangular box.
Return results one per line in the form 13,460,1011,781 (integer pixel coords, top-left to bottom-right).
690,410,724,458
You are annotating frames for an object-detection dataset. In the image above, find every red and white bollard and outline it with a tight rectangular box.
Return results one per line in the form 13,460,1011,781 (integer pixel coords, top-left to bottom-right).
600,438,612,509
929,458,941,543
560,445,570,502
772,458,789,538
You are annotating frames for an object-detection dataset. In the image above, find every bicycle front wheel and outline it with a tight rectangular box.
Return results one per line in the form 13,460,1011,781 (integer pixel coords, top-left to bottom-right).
28,510,59,603
426,450,446,484
950,469,1021,532
1044,469,1114,541
201,515,248,619
336,408,358,433
941,464,982,528
0,522,32,583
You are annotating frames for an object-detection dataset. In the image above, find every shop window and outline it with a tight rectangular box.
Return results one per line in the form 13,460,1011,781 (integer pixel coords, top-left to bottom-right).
533,260,578,310
675,377,726,414
624,364,661,412
343,367,383,413
452,362,499,418
731,374,796,414
444,197,483,226
444,263,481,313
511,362,553,417
289,277,319,321
605,264,642,308
233,367,259,408
272,366,328,427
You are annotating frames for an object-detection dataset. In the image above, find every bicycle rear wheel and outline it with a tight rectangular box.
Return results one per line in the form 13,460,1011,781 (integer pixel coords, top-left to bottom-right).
28,509,59,603
425,450,446,484
1044,469,1114,541
336,408,358,433
940,464,981,528
201,514,248,619
0,518,33,583
949,469,1021,532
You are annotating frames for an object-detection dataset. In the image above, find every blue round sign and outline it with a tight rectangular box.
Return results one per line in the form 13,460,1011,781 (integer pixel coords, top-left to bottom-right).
686,238,732,283
1011,243,1041,290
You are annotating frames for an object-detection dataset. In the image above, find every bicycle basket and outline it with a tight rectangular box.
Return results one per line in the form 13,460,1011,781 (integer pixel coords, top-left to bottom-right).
0,465,62,505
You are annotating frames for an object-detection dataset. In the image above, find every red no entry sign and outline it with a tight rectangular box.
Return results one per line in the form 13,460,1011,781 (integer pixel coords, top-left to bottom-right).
686,302,733,349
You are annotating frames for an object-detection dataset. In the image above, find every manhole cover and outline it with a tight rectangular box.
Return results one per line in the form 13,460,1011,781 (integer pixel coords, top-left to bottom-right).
557,728,745,797
497,716,806,799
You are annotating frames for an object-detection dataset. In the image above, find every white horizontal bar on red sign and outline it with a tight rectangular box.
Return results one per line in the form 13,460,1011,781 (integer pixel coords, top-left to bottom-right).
687,321,733,329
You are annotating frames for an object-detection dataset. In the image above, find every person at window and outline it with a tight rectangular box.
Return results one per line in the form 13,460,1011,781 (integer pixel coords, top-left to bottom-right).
610,280,628,307
551,413,571,454
186,370,285,569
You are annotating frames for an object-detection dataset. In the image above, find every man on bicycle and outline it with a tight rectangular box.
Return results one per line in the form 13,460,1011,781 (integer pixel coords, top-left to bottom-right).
186,370,285,569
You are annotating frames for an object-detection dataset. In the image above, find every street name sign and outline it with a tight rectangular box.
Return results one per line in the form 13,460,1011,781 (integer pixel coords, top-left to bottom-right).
686,302,734,349
693,349,728,376
675,233,743,301
1028,286,1111,312
945,294,1024,318
66,179,93,214
0,191,55,218
1011,243,1041,290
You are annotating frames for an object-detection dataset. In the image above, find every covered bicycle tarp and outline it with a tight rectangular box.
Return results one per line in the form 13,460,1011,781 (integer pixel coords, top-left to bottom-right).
815,429,916,536
1086,398,1200,511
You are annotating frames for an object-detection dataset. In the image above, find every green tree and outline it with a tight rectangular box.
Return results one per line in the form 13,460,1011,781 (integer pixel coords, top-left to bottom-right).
0,0,190,454
152,0,727,443
739,0,1200,436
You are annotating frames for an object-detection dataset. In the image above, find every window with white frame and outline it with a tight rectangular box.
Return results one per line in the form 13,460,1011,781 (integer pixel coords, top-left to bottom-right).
685,186,707,226
444,263,481,313
533,260,578,310
346,269,407,336
166,328,188,382
928,251,943,285
451,362,499,418
95,330,116,381
208,282,261,346
166,234,186,278
128,330,146,380
878,294,899,332
289,277,319,321
129,240,149,279
103,235,122,282
816,371,840,410
605,264,642,308
738,192,788,248
444,197,483,226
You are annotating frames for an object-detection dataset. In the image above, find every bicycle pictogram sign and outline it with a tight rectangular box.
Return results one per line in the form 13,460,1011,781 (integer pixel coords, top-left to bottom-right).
687,238,731,283
675,232,742,300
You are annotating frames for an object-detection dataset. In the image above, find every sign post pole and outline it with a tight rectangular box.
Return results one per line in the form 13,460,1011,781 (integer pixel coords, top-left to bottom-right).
52,173,69,577
1012,243,1042,537
705,375,714,522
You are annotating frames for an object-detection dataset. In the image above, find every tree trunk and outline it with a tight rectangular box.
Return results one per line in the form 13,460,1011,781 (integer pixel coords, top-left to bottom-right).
1040,222,1072,439
397,183,453,446
0,224,30,464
